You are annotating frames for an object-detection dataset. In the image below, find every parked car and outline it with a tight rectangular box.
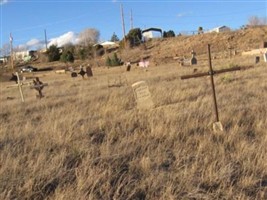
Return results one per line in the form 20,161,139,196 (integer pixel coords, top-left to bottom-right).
20,66,38,73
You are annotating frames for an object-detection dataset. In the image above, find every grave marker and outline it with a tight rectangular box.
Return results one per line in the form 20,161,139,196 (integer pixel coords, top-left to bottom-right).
263,52,267,62
139,60,149,68
255,56,260,64
132,81,154,110
78,67,86,79
86,66,93,77
6,72,32,102
16,72,25,102
126,63,131,71
30,77,48,98
190,57,197,65
191,50,197,65
181,44,241,131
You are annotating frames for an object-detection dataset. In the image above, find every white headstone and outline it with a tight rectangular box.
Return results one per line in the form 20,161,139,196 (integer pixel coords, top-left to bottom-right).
132,81,154,109
213,121,223,132
263,53,267,62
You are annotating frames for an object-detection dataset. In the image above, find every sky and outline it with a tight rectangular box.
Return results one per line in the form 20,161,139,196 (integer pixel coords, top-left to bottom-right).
0,0,267,52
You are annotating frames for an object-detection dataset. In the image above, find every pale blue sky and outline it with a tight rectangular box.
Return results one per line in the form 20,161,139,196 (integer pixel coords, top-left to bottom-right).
1,0,267,51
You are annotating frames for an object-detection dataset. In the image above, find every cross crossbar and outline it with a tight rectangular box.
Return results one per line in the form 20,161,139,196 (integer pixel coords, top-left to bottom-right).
30,83,48,90
181,44,242,131
181,66,241,80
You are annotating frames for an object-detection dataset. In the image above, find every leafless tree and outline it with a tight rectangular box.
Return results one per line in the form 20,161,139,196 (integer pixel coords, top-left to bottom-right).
247,16,267,27
0,43,10,57
78,28,100,46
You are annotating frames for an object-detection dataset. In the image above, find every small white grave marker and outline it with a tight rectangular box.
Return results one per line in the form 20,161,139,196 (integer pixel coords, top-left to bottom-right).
263,52,267,62
132,81,154,110
139,60,149,68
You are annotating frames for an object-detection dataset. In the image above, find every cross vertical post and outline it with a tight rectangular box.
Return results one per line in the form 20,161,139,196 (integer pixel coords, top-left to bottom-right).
16,72,25,102
207,44,219,122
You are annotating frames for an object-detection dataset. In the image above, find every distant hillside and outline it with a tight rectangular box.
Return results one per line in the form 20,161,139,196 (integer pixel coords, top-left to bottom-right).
118,26,267,66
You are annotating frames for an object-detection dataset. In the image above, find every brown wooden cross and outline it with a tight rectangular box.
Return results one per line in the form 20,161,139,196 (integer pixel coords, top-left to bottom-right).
30,77,48,98
181,44,241,131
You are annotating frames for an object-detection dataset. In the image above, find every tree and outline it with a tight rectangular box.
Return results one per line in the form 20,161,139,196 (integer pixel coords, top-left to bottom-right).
105,53,121,67
0,43,10,58
163,30,175,38
60,50,74,63
198,27,204,34
111,32,119,42
247,16,267,27
126,28,142,47
78,28,100,46
47,45,60,62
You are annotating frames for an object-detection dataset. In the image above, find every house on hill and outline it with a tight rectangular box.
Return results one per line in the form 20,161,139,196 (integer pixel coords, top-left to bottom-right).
208,26,231,33
0,56,8,64
142,28,163,41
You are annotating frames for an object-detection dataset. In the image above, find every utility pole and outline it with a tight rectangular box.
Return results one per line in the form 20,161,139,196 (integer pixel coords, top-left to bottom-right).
9,33,14,69
130,9,133,30
120,4,126,48
44,29,48,51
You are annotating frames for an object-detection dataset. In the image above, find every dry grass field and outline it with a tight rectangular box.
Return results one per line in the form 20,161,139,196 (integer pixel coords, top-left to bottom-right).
0,51,267,199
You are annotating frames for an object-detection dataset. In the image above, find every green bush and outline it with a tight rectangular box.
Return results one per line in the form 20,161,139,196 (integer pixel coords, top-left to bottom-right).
106,53,121,67
47,45,60,62
111,32,120,42
126,28,142,47
163,30,175,38
60,50,74,63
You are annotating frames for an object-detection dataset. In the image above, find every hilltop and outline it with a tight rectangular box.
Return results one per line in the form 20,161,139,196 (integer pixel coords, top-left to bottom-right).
118,26,267,66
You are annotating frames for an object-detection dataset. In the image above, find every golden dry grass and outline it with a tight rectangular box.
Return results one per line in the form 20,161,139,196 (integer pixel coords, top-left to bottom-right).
0,53,267,199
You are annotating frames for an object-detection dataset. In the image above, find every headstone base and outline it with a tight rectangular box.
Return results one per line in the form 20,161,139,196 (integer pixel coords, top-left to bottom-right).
213,121,223,132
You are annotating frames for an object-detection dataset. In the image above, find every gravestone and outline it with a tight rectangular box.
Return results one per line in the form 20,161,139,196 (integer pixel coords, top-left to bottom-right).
126,64,131,72
86,66,93,77
78,68,86,79
132,81,154,110
71,72,78,77
263,53,267,63
190,57,197,65
255,56,260,64
190,50,197,65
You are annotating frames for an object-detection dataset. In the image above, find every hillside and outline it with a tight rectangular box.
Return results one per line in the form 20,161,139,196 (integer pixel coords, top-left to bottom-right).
0,26,267,199
118,26,267,66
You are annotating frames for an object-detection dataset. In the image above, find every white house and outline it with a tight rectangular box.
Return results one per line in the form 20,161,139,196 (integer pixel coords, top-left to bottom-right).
142,31,153,41
142,27,163,41
0,57,8,64
208,26,231,33
14,50,29,60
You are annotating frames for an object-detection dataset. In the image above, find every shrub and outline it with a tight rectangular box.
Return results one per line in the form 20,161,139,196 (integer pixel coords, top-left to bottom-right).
111,32,120,42
163,30,175,38
60,50,74,63
47,45,60,62
106,53,121,67
126,28,142,47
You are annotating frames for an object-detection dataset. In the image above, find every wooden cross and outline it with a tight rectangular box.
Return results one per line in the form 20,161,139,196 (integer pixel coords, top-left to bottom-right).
181,44,241,131
30,77,48,98
6,72,27,102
